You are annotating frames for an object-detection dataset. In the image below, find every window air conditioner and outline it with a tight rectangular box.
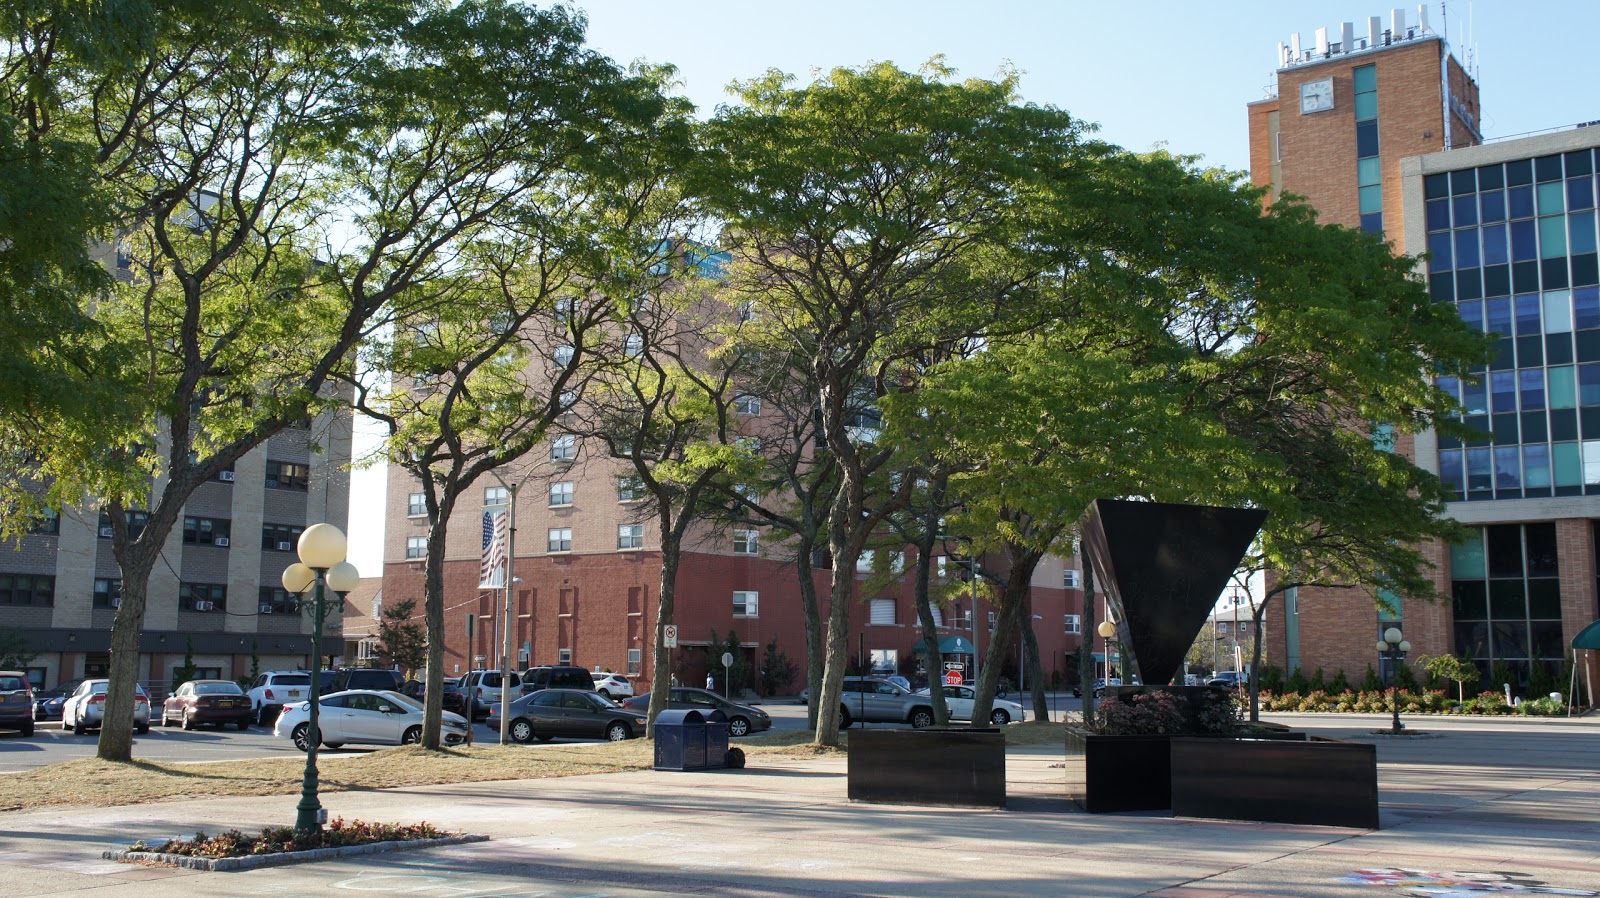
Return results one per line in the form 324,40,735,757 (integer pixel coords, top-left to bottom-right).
193,600,215,612
111,597,121,608
276,541,292,551
219,471,235,482
99,527,115,538
259,604,274,615
214,537,229,547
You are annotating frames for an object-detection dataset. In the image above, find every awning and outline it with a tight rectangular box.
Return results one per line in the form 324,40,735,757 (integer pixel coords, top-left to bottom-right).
911,635,976,654
1572,619,1600,650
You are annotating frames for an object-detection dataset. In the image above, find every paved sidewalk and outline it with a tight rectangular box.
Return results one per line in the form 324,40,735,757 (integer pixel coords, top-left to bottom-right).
0,713,1596,897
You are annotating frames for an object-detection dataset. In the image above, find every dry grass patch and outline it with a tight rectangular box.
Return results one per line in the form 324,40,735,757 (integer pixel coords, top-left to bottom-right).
0,724,1058,813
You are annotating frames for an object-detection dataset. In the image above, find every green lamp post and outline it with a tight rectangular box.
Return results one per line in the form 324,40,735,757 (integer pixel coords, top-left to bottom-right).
283,523,359,835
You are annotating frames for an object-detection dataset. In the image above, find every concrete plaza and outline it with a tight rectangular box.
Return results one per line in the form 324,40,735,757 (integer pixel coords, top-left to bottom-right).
0,712,1596,897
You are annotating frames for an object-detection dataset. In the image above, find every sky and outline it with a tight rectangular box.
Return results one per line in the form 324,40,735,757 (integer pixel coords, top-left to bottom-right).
345,0,1600,573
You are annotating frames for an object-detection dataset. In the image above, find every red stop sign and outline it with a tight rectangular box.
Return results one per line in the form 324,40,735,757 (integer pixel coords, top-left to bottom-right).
944,670,963,686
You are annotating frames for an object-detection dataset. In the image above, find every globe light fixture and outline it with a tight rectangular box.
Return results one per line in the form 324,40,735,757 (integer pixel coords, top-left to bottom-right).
283,523,357,835
1378,627,1409,734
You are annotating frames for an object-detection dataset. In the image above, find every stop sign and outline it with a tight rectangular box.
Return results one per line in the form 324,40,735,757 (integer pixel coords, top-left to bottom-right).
944,669,962,686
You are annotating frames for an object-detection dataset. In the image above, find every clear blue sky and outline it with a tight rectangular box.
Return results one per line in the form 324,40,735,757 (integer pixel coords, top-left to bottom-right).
349,1,1599,572
574,0,1600,173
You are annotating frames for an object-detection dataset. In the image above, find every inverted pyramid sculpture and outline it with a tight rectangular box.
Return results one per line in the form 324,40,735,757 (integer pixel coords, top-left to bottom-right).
1079,499,1268,687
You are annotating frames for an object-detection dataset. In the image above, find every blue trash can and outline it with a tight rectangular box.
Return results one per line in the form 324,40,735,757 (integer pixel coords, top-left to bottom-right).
654,709,709,771
703,709,729,769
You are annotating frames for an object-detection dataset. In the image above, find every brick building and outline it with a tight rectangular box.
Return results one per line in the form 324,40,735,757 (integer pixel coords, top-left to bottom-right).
1249,6,1600,699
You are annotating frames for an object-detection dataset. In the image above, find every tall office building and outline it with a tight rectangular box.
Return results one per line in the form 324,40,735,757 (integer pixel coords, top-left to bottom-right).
1250,6,1600,698
0,419,351,692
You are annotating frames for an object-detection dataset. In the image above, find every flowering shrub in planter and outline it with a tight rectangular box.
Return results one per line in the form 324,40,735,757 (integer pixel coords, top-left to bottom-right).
130,818,450,859
1248,687,1564,717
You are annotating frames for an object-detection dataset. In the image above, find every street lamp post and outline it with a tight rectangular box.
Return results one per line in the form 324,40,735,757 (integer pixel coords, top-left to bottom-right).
282,523,359,836
1377,626,1411,734
1097,618,1117,691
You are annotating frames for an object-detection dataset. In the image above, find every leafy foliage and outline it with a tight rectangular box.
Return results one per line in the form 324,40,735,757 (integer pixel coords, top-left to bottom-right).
376,598,426,677
130,818,450,859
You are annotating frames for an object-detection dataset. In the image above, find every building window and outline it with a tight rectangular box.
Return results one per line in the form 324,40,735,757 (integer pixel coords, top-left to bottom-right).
623,334,644,358
1451,523,1563,687
407,492,426,516
1065,614,1081,635
548,527,573,552
618,476,644,502
406,536,428,559
869,597,897,625
617,524,643,549
988,611,997,630
559,389,578,410
179,582,226,612
484,486,508,506
550,434,576,461
182,515,232,546
550,481,574,506
261,523,304,552
0,574,55,607
627,648,641,675
558,647,572,664
265,460,310,490
553,345,575,368
735,436,761,453
258,586,302,615
856,549,874,573
97,510,149,539
28,509,60,535
555,296,577,322
733,590,759,617
734,395,761,416
1063,569,1081,590
93,578,122,609
733,529,759,556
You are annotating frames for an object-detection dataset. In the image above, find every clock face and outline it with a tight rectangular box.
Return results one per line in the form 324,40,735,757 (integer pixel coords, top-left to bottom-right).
1300,77,1334,114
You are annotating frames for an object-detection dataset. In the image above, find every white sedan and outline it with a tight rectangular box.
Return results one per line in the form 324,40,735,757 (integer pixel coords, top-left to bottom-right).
274,689,469,750
914,685,1026,725
61,679,151,735
591,673,634,700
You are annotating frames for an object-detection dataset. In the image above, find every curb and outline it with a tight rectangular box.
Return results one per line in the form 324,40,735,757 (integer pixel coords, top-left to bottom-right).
102,833,488,871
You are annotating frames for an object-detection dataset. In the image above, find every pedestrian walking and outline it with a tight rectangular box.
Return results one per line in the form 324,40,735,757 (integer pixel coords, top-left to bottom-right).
706,672,715,693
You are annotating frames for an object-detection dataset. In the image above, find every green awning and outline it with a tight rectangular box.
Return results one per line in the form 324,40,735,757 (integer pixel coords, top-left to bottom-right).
1573,619,1600,650
911,635,975,654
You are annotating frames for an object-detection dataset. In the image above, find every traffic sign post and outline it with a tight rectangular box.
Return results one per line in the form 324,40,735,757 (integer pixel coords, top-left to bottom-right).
945,669,963,686
721,651,733,698
663,624,678,648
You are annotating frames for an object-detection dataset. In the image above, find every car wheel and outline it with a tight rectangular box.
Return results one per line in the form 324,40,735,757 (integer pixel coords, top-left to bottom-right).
598,689,611,699
324,742,344,750
159,711,170,727
402,725,423,745
989,709,1011,725
910,709,934,729
136,722,149,734
62,715,72,732
236,719,250,731
182,713,196,731
838,707,852,729
292,723,313,751
510,719,534,744
606,722,630,742
72,715,85,736
727,716,751,737
20,720,33,737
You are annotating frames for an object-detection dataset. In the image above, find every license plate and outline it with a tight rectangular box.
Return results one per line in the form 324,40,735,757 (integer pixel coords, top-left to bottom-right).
218,700,235,707
288,690,303,698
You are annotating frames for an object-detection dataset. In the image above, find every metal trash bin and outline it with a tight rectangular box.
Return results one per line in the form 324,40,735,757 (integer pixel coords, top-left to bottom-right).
703,709,729,769
654,709,709,771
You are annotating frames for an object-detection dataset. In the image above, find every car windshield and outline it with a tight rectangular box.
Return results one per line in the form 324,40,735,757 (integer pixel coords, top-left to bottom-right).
583,693,619,709
382,691,424,712
273,674,311,686
195,682,243,694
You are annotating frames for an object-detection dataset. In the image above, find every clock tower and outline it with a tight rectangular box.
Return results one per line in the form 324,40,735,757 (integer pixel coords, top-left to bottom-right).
1246,5,1480,257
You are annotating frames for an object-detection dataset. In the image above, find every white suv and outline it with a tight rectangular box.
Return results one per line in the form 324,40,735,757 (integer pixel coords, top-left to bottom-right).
248,671,314,725
592,672,634,700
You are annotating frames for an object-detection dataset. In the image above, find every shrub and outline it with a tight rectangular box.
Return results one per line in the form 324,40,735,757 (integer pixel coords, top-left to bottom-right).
130,819,450,859
1328,670,1351,694
1095,690,1186,735
1394,662,1419,693
1516,695,1564,716
1256,663,1284,695
1195,690,1239,735
1285,667,1310,695
1360,664,1383,692
1309,667,1327,693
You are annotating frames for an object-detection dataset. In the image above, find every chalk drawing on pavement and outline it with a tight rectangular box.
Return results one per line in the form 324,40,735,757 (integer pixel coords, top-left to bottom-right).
1338,867,1599,896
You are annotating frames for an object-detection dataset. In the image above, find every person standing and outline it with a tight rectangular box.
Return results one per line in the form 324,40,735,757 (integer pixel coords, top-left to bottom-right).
706,672,715,693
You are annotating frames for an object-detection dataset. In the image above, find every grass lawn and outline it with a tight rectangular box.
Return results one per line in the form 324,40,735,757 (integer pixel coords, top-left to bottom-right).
0,722,1068,813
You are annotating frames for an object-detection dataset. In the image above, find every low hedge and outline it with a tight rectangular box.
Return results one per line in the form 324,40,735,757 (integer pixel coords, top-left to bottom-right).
1244,688,1567,717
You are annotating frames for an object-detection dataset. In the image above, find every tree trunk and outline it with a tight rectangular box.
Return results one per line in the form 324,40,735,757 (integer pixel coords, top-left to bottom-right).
969,545,1044,726
420,490,459,750
1079,562,1097,723
1022,590,1047,722
646,528,681,738
97,548,158,761
794,531,825,729
813,488,863,747
911,539,949,726
1248,591,1275,724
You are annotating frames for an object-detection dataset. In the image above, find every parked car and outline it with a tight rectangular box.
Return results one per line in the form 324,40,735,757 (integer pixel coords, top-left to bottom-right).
32,678,83,722
247,671,314,725
61,679,150,735
462,670,522,720
490,688,647,743
622,688,771,736
327,668,406,694
400,677,467,715
913,685,1024,725
519,665,593,695
591,672,634,700
161,679,252,730
0,671,35,736
273,689,469,750
1207,671,1248,689
800,677,936,728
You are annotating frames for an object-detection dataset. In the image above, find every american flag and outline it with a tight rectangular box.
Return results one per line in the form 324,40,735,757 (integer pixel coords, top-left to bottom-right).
479,510,508,589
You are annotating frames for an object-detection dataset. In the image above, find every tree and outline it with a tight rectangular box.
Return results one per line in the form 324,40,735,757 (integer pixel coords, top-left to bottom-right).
0,627,37,669
1420,649,1478,701
376,598,426,677
171,638,197,690
759,637,797,697
695,61,1087,745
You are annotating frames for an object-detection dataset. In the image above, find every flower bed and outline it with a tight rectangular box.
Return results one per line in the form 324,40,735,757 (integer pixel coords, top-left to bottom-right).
105,818,486,871
1245,689,1566,716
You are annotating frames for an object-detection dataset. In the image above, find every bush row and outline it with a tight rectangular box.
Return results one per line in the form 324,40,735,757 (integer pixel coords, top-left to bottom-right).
1243,688,1567,717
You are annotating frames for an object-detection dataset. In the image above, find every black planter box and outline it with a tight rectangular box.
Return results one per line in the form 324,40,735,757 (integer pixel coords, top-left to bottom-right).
847,728,1005,808
1171,736,1379,829
1064,729,1172,813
